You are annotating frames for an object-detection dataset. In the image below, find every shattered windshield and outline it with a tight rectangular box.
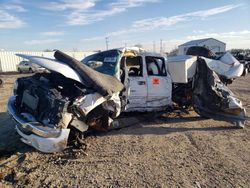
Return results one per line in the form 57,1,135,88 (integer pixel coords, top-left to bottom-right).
81,50,121,76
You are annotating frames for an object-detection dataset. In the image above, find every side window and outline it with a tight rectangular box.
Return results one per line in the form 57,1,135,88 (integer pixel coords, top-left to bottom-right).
125,56,143,77
146,56,167,76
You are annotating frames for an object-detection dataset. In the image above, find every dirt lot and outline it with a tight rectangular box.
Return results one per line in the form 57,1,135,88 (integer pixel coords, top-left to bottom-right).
0,73,249,187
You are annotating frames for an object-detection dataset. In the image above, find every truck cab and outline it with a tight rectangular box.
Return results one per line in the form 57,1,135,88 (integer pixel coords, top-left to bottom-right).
120,49,172,112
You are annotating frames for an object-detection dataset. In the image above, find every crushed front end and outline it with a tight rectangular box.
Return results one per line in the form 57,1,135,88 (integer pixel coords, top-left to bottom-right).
8,73,88,152
8,50,124,153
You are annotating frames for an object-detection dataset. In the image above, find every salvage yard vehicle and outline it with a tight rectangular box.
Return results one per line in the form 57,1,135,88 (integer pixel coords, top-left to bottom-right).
7,47,248,153
17,60,46,73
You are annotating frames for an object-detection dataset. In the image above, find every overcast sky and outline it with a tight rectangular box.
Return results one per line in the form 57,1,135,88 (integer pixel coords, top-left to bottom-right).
0,0,250,52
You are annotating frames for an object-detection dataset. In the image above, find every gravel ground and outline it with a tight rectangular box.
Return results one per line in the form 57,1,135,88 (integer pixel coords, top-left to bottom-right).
0,73,249,188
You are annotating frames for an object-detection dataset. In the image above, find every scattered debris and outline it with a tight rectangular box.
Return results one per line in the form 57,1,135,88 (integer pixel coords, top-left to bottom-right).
0,153,26,184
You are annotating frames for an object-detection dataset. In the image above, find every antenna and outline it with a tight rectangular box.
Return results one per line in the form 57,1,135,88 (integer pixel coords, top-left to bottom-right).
160,39,163,54
105,37,109,50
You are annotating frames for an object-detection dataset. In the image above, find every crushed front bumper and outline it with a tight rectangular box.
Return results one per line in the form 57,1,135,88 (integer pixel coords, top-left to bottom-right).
7,96,70,153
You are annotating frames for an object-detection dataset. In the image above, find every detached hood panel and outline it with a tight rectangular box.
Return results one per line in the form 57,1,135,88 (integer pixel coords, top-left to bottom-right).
16,54,84,84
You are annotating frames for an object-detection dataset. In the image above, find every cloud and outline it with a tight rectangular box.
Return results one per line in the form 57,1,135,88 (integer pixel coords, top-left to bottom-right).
81,4,241,41
40,31,65,36
185,4,241,18
0,2,27,29
131,4,241,30
185,30,250,49
186,30,250,40
82,36,104,42
0,9,25,29
193,30,205,34
109,0,159,8
67,0,159,25
42,0,159,26
2,4,27,12
43,0,96,11
135,30,250,51
24,39,61,45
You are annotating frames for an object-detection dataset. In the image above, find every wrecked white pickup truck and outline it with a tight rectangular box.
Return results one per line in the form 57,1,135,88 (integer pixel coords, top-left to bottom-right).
7,47,248,153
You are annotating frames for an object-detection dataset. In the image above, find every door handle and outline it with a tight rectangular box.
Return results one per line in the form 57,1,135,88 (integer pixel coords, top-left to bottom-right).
138,81,146,85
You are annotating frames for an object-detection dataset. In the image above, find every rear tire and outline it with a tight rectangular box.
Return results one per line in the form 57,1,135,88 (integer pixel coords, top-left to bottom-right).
186,46,215,59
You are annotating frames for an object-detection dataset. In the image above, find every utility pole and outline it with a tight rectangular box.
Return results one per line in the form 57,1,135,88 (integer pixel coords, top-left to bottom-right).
105,37,109,50
160,39,163,54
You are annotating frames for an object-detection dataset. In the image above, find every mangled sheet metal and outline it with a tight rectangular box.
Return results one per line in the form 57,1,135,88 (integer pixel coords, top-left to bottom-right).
54,50,124,97
192,58,246,127
186,46,245,81
203,53,244,80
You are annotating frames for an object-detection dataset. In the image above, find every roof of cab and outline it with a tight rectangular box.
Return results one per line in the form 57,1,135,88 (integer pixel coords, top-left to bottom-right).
118,47,163,57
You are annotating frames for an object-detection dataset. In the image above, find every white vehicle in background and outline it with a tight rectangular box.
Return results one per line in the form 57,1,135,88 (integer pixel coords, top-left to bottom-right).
7,47,248,153
17,60,46,73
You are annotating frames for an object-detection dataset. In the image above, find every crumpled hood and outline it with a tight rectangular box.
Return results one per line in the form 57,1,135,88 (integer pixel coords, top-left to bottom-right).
16,51,124,97
53,50,124,97
16,54,84,83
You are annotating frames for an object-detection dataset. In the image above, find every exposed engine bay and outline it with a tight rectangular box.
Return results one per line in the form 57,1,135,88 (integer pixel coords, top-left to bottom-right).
14,70,124,129
15,73,82,129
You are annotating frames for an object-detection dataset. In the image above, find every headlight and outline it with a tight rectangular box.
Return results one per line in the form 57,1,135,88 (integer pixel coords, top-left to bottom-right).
13,80,18,95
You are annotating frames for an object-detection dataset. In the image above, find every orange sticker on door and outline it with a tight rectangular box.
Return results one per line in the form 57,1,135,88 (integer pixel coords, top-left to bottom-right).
152,78,160,85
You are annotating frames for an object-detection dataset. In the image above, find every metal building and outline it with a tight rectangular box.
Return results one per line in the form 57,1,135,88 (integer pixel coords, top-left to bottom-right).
0,51,94,72
178,38,226,55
